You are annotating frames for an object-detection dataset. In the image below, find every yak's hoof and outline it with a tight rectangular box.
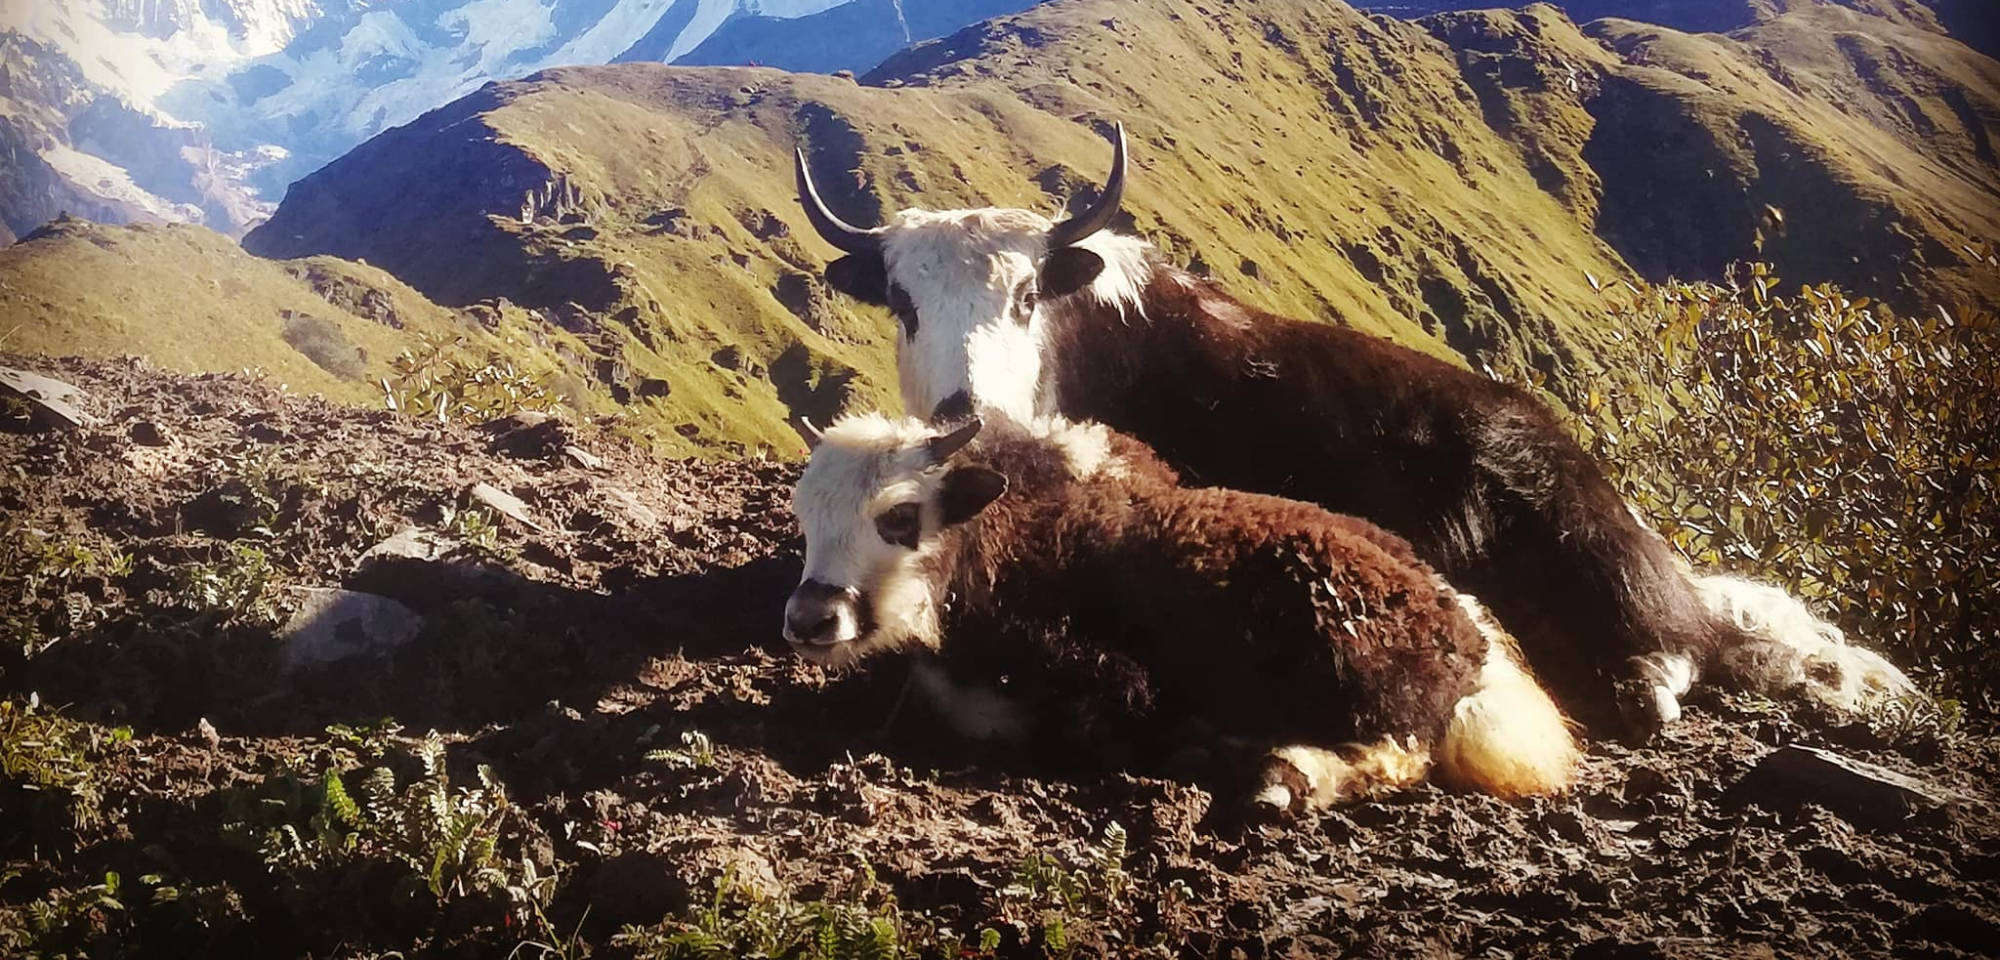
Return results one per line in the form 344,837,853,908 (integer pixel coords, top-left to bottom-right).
1614,677,1673,745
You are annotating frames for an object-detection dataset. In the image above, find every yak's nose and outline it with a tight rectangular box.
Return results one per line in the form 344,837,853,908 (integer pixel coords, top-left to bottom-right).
784,580,862,646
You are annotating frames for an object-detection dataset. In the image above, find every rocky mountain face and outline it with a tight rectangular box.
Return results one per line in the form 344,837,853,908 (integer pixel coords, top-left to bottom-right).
0,0,990,233
4,0,1990,236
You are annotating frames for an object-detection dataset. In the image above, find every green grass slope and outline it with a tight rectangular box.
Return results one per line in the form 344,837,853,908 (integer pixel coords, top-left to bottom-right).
0,217,596,416
1427,3,2000,310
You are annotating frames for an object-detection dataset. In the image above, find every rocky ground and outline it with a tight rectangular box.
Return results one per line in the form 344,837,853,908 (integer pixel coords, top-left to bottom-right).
3,354,1998,958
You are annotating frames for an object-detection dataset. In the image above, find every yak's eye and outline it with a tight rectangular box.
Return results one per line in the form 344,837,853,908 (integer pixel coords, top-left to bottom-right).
875,502,923,548
888,283,919,339
1013,283,1040,323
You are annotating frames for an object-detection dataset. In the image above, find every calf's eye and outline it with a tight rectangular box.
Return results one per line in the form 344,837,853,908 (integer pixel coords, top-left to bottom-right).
875,502,923,548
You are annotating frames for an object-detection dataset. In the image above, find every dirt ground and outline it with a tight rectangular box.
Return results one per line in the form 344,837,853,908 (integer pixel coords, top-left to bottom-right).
3,354,1998,958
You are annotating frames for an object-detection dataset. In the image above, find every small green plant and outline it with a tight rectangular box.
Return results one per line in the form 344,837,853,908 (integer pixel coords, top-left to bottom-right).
443,504,504,553
612,856,993,960
0,869,129,957
0,696,130,830
644,729,716,770
171,542,276,625
223,730,552,928
383,332,561,425
998,821,1134,957
1,526,133,658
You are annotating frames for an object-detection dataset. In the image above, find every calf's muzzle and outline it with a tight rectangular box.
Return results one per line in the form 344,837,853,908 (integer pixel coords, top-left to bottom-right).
784,579,863,647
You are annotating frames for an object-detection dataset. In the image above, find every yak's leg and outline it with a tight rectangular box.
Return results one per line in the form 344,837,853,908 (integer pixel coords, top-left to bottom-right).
1252,737,1433,817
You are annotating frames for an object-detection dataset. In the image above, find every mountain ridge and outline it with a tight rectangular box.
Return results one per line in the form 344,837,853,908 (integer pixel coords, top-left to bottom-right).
15,0,2000,458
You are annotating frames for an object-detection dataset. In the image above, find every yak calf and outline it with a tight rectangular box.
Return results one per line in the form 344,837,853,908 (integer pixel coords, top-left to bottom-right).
782,413,1580,814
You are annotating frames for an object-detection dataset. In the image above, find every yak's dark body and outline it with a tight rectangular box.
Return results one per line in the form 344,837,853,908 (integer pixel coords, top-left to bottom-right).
1042,269,1721,729
920,420,1486,755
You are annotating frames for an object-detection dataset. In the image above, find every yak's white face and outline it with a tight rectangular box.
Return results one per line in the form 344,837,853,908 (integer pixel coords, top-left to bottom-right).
881,208,1058,424
797,122,1146,423
785,414,1006,668
819,210,1156,424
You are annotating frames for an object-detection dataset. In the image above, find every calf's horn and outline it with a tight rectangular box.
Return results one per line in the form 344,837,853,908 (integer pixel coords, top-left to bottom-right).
924,417,983,464
1046,122,1128,249
795,148,882,254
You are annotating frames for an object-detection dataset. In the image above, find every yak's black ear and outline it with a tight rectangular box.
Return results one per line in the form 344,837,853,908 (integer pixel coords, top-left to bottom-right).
929,390,974,425
825,253,889,304
939,466,1007,525
1040,247,1105,298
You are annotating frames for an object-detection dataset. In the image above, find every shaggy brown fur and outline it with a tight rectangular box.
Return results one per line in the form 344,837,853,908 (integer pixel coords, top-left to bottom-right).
1041,267,1725,735
922,419,1489,772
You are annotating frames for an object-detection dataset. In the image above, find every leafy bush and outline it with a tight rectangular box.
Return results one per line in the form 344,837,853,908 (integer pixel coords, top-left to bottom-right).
0,869,130,958
382,333,562,425
1519,254,2000,712
170,542,276,626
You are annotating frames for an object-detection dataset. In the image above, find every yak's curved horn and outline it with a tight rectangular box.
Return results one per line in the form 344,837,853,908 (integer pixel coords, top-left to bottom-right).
795,148,881,254
793,415,825,450
1046,122,1128,249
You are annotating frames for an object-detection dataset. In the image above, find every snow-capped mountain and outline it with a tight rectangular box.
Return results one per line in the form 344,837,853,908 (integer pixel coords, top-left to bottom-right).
0,0,929,240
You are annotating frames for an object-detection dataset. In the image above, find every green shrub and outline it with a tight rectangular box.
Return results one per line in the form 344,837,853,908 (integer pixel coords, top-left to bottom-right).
0,526,132,660
382,333,562,425
1522,254,2000,712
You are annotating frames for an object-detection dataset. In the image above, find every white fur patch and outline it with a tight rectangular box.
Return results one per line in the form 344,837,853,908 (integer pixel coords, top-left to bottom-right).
1076,230,1156,317
881,208,1056,425
1261,738,1432,814
875,206,1158,424
1694,573,1920,714
1022,416,1124,480
1435,590,1580,797
1631,650,1698,726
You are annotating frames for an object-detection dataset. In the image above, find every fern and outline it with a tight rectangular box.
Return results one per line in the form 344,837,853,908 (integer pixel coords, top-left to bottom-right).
321,769,361,829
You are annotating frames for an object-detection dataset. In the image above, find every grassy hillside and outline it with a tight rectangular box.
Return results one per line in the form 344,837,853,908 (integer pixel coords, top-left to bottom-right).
1427,3,2000,308
0,217,597,416
9,0,1993,457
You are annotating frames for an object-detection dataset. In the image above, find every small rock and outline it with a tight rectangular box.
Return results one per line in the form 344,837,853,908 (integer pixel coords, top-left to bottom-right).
600,487,659,529
129,420,171,446
280,587,423,670
468,482,547,532
0,367,98,429
636,377,670,399
563,445,604,470
357,527,460,567
1728,744,1948,827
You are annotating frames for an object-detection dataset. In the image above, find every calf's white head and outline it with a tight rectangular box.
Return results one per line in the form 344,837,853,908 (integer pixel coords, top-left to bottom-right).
796,125,1143,423
784,413,1008,668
